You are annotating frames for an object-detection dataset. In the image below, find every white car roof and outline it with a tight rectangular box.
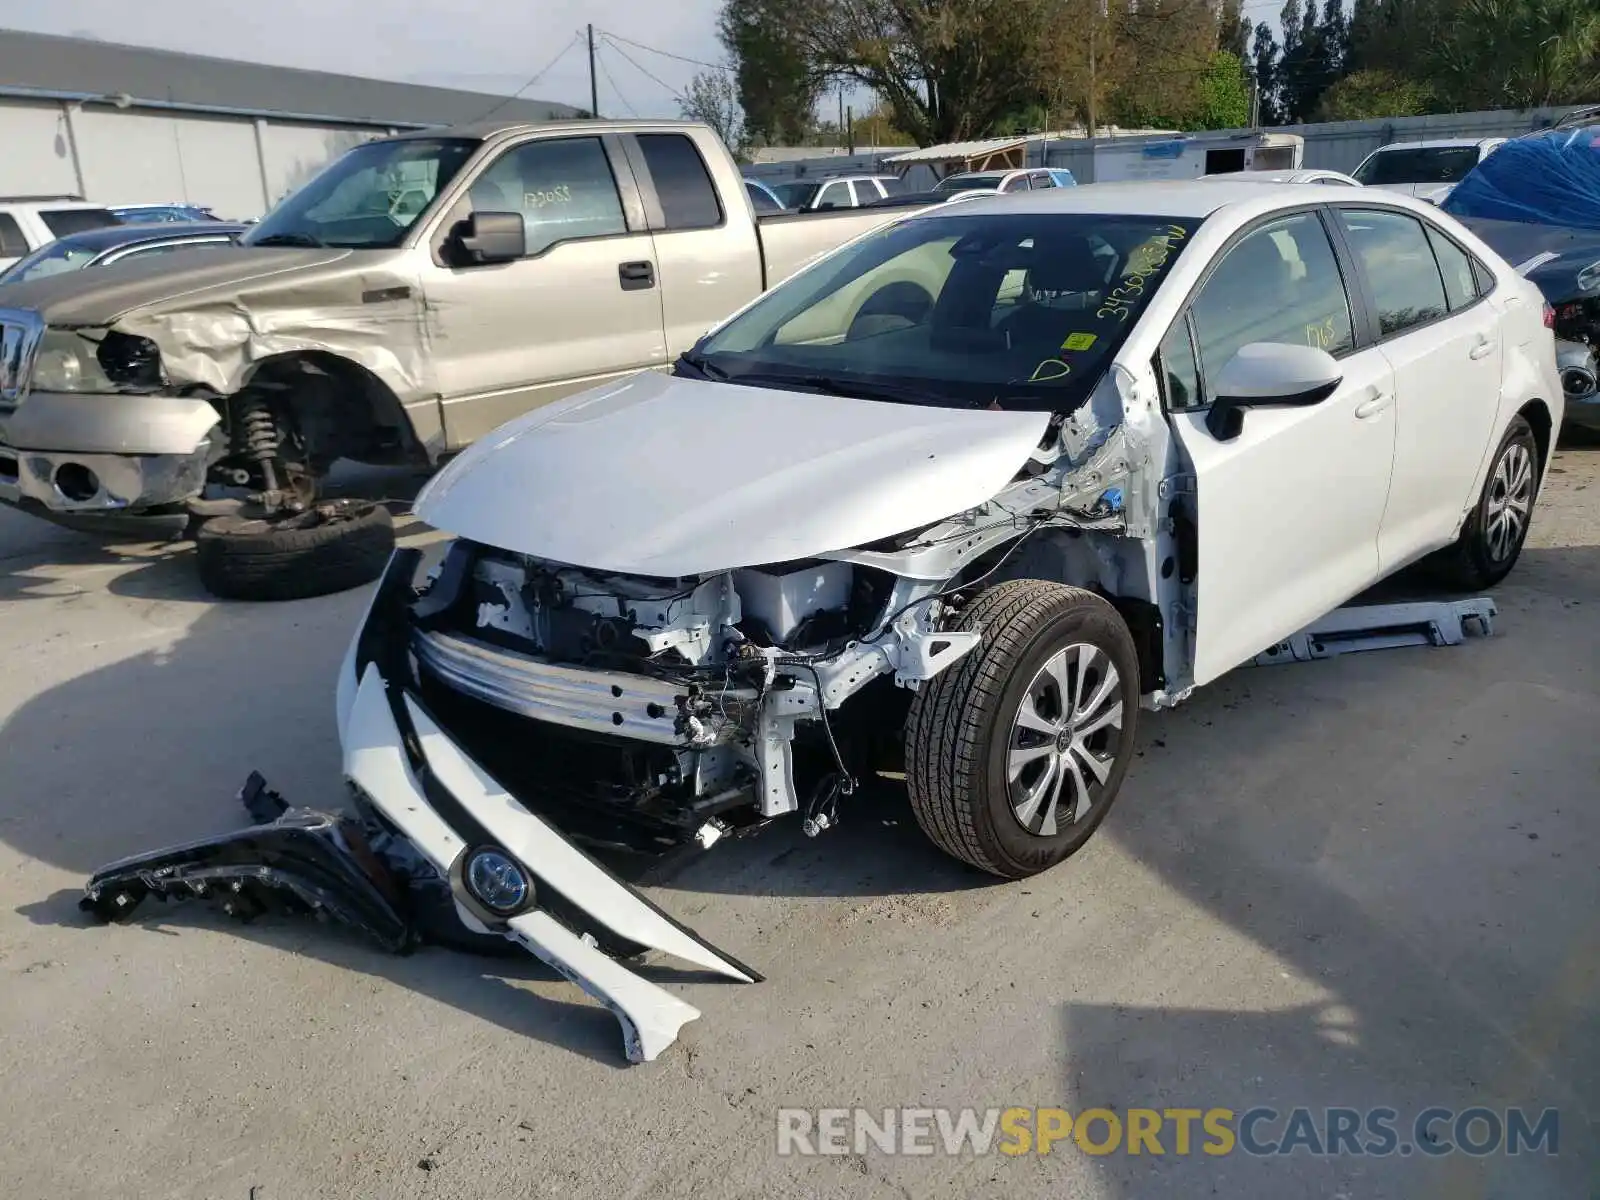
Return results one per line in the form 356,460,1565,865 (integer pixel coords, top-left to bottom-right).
1368,138,1501,152
916,178,1435,219
1200,169,1359,185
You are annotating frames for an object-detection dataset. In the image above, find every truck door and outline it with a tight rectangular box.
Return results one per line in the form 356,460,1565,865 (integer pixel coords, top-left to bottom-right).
423,133,668,449
1165,210,1399,683
620,132,765,360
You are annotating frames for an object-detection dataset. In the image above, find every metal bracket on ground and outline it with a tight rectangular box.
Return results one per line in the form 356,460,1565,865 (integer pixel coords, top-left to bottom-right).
1252,597,1498,667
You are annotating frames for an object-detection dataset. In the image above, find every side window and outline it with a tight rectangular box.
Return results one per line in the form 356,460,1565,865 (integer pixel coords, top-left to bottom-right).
1471,257,1497,297
1157,316,1203,412
471,136,627,256
1424,225,1478,312
1339,209,1449,336
814,182,847,210
636,133,723,229
1189,213,1355,399
878,177,906,196
1031,172,1057,189
113,239,231,264
0,214,27,257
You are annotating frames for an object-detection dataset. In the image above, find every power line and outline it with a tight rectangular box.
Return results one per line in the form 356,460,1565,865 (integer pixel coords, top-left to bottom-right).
600,35,685,101
594,45,640,117
596,29,736,73
471,32,584,121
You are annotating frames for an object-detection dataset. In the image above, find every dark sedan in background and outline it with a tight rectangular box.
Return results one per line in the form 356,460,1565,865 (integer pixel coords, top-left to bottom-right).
0,221,245,286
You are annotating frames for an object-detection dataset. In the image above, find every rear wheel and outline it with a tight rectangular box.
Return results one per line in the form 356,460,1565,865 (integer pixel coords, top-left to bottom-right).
905,580,1141,878
1428,415,1539,591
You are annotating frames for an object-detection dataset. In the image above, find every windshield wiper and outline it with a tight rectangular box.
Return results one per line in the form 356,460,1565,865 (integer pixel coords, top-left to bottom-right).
250,231,328,248
673,351,729,381
739,371,959,408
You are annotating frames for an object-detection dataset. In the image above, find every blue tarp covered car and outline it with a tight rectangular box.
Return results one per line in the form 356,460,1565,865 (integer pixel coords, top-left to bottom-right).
1444,122,1600,430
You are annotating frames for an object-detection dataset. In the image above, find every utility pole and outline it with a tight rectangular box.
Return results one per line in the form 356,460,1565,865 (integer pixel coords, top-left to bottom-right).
846,105,855,155
587,24,599,119
838,88,846,150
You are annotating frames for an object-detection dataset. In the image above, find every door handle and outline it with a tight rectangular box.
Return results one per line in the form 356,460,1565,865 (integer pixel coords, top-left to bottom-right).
1468,336,1495,360
618,260,655,291
1354,389,1394,420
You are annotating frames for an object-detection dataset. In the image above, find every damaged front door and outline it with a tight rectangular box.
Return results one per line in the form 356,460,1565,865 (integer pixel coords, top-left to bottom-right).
425,134,668,448
1167,211,1399,683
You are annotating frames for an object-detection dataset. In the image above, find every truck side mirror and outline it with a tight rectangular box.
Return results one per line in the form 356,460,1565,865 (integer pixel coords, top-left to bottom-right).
452,211,525,264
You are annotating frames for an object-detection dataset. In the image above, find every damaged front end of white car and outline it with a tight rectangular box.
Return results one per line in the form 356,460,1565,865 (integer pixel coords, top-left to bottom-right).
81,207,1204,1063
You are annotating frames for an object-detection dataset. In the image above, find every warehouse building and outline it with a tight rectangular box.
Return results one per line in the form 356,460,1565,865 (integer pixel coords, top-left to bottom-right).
0,29,579,220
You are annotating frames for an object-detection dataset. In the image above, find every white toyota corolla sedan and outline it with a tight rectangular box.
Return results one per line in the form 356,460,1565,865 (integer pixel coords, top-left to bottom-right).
89,180,1564,1064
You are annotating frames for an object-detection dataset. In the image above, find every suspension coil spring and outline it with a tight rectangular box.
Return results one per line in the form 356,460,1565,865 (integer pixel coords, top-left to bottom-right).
237,399,279,463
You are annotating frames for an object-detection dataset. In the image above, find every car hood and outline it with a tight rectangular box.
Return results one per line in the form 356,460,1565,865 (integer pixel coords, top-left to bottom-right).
0,244,352,326
1456,217,1600,303
414,370,1052,577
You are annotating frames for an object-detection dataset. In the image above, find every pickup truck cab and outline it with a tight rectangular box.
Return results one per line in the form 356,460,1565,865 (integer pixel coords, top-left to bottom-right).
0,120,928,596
1351,138,1506,204
0,199,122,271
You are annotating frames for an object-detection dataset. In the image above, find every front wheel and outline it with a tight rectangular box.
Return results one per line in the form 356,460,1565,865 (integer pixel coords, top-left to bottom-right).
195,499,396,601
1429,415,1539,591
905,580,1141,879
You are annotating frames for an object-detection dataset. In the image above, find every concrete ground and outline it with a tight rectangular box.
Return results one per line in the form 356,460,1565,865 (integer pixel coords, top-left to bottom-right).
0,452,1595,1200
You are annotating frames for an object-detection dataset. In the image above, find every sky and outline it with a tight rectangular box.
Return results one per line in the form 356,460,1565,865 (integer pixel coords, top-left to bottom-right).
0,0,725,118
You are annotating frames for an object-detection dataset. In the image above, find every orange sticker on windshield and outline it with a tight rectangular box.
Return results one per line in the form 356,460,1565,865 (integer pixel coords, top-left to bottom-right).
1061,332,1097,352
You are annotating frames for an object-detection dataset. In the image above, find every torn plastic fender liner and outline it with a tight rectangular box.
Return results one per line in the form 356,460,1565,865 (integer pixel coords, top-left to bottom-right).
343,664,760,1063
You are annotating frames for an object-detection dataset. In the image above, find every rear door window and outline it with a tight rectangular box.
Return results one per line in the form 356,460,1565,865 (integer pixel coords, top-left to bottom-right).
1338,208,1450,336
1424,225,1480,312
636,133,724,229
877,177,905,196
41,208,120,237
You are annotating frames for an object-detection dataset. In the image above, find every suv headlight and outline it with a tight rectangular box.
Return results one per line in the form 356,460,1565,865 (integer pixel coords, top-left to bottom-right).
29,329,165,393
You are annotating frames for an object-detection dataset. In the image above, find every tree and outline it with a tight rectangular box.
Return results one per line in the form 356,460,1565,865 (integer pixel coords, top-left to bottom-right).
1251,22,1284,124
1428,0,1600,108
718,0,822,145
1314,67,1434,118
788,0,1070,145
1192,52,1253,128
1219,0,1252,58
679,71,749,158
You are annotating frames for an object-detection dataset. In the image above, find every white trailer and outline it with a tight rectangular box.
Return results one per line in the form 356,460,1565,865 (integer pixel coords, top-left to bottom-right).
1092,131,1304,183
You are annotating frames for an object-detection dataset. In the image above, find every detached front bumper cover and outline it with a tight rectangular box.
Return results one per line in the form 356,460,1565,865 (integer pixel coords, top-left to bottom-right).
80,555,762,1065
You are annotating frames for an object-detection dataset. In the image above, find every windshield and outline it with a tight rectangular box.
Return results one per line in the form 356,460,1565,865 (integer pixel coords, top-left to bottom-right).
0,241,99,284
41,208,120,237
936,175,1004,193
1353,146,1481,186
243,137,479,250
691,210,1201,412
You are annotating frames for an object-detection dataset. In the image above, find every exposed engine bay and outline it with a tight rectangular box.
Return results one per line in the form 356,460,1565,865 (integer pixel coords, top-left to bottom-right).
398,423,1156,859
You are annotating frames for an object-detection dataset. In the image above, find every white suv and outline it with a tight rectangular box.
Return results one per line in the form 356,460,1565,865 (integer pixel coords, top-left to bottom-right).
769,175,906,211
0,199,121,272
1351,139,1506,204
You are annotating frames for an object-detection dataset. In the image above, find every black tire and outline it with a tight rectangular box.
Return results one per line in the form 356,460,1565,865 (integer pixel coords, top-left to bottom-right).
905,579,1141,879
1427,415,1539,591
195,499,396,602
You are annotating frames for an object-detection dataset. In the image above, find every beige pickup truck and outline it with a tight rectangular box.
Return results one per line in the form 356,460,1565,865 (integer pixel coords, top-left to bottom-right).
0,119,930,596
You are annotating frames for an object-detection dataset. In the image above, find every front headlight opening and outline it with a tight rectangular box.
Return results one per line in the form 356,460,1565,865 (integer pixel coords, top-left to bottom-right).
464,847,533,915
31,329,163,394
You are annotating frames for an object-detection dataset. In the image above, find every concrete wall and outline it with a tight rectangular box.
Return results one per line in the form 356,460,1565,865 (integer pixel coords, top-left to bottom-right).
0,96,399,220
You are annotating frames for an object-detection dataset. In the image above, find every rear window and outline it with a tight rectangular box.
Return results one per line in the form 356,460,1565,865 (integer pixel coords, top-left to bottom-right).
1352,147,1481,186
636,133,723,231
878,177,906,196
41,208,121,237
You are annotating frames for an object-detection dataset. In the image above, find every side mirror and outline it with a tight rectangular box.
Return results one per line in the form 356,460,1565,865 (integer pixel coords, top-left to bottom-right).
452,211,525,264
1205,342,1343,441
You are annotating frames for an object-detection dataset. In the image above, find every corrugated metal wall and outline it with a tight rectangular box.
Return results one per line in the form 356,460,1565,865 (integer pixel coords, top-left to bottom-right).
0,97,395,220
